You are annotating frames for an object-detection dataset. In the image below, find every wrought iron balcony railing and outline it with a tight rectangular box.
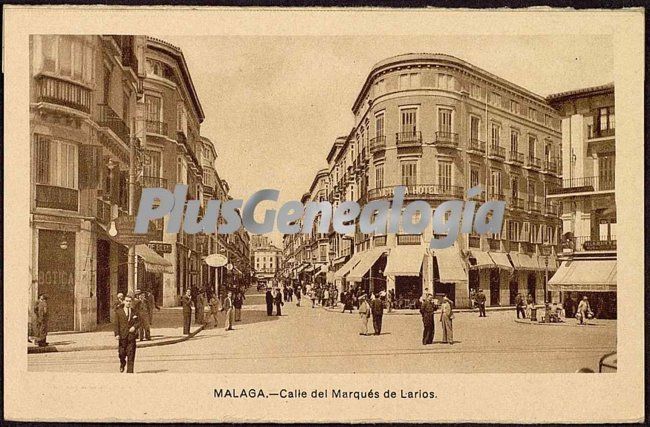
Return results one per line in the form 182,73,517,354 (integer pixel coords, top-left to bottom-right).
547,176,615,195
368,184,464,201
97,104,130,144
395,131,422,146
434,131,459,147
508,151,524,164
146,119,168,136
527,156,542,169
369,135,386,153
141,176,169,190
527,200,542,213
488,145,506,159
468,138,486,153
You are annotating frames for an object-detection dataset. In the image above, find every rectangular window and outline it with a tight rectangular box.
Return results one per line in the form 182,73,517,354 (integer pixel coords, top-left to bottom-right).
528,135,536,158
400,108,417,134
34,136,78,189
510,130,519,153
490,123,501,148
545,114,553,127
470,83,482,99
401,161,417,187
145,95,162,122
375,113,384,137
58,37,72,76
599,107,615,130
490,170,502,197
41,36,56,72
143,150,162,178
510,100,520,115
529,107,538,121
375,164,384,189
438,74,454,90
528,181,536,202
508,221,521,242
438,161,452,191
470,116,480,141
399,73,420,89
598,154,615,190
511,177,519,198
489,92,502,107
470,167,480,189
438,108,453,134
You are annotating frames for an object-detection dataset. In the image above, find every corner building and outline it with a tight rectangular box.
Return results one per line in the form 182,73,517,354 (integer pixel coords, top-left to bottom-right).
328,54,563,308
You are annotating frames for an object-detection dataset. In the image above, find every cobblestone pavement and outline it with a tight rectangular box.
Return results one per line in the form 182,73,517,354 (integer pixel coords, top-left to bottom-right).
28,292,616,374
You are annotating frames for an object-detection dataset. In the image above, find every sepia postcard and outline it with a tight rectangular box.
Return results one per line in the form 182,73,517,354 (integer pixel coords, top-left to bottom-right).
3,5,645,424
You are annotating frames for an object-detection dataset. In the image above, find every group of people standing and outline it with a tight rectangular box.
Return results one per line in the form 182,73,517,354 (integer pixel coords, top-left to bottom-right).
265,286,285,316
419,294,454,345
182,288,246,333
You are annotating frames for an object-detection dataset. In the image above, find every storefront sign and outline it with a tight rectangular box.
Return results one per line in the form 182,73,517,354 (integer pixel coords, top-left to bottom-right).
148,241,172,254
583,240,617,251
112,215,158,246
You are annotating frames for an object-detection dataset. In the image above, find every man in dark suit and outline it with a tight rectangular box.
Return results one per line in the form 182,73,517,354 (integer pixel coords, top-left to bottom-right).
114,293,140,373
370,293,384,335
265,288,273,316
476,289,487,317
181,288,193,335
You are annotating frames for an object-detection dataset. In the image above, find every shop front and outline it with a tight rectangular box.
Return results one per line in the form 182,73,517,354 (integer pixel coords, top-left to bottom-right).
433,243,468,307
384,245,425,308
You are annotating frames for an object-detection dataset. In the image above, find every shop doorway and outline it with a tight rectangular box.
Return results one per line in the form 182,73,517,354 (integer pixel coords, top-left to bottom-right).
469,269,480,294
38,229,75,331
527,273,537,302
435,282,456,304
509,275,519,305
489,269,500,305
395,276,422,308
96,239,111,324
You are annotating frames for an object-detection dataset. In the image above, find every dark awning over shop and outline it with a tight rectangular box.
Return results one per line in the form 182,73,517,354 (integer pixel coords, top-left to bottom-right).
135,244,173,274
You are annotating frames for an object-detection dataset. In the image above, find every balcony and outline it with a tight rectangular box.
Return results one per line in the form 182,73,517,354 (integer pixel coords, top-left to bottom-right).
369,135,386,154
543,159,560,174
35,184,79,211
96,198,112,225
488,145,506,160
509,197,524,210
547,176,615,195
527,200,542,213
368,184,464,201
566,236,617,252
141,175,169,190
467,138,486,154
146,119,168,136
488,192,506,201
97,104,130,144
396,131,422,147
374,235,387,247
434,131,459,147
35,75,91,114
508,151,524,164
544,202,561,216
526,156,542,169
397,234,421,245
588,128,615,139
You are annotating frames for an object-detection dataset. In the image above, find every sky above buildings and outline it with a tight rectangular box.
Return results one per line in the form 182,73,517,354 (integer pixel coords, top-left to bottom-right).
157,34,613,246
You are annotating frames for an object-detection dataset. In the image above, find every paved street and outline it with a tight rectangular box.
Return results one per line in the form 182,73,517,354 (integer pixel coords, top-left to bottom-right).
29,292,616,374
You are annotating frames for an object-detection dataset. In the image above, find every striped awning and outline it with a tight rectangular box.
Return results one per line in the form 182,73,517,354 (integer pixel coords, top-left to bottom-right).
135,244,173,274
334,252,363,280
489,252,514,271
347,248,386,282
434,244,467,283
548,259,616,292
384,245,425,277
469,250,495,269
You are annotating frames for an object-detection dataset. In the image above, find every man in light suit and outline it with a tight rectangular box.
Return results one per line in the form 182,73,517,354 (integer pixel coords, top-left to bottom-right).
222,291,234,331
114,293,141,373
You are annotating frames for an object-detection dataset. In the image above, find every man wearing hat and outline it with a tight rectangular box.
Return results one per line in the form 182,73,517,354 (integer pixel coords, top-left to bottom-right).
114,292,140,373
370,293,385,335
33,294,49,347
358,294,371,336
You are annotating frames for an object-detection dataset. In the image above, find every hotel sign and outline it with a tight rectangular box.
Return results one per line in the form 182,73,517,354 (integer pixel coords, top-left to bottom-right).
583,240,617,251
148,241,172,254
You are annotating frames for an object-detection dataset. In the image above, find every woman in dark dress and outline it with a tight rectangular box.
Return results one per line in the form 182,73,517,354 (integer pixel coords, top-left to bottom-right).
274,288,284,316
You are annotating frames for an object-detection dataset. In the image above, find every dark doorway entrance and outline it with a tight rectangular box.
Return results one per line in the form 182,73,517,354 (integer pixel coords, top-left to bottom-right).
96,239,111,324
435,282,456,304
509,275,518,305
38,229,76,331
469,269,479,294
527,273,537,302
489,269,500,305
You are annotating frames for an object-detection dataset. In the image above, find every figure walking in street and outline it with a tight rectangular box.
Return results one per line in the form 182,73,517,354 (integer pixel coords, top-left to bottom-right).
295,285,302,306
33,294,49,347
387,289,395,313
146,290,160,327
525,293,534,318
576,296,592,325
440,295,454,345
136,290,151,341
515,293,526,319
476,289,487,317
420,294,436,345
309,287,316,308
181,288,193,335
358,295,371,336
208,294,220,328
222,291,234,331
114,293,140,373
233,291,244,322
265,287,274,316
274,287,284,316
370,293,384,335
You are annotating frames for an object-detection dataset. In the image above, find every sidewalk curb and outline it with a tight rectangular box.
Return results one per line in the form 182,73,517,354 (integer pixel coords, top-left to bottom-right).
28,324,206,354
513,319,608,327
323,305,518,315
